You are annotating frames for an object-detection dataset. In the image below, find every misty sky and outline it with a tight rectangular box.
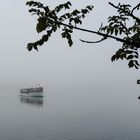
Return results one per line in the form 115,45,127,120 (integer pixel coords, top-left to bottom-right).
0,0,139,91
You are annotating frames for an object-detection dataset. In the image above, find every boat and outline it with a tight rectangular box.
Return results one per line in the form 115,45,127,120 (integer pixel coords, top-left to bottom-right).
20,86,44,97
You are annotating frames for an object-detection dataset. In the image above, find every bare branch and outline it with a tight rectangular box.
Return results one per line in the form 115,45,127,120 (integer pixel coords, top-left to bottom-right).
79,36,107,44
108,2,118,9
131,3,140,14
98,23,103,32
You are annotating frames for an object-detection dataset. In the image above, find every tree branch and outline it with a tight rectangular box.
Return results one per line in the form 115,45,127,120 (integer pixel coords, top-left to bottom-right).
109,2,140,24
131,3,140,14
59,22,139,47
79,36,107,44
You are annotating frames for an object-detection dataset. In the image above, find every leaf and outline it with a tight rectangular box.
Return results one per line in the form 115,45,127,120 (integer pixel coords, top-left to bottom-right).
128,60,134,68
42,35,49,41
74,17,82,24
38,40,44,46
47,30,53,36
126,55,133,60
68,37,73,47
86,5,94,11
69,18,74,23
64,3,71,9
115,29,118,36
134,60,140,66
52,25,57,32
134,51,139,56
134,55,139,59
107,28,111,34
125,50,133,54
27,43,33,51
34,45,38,51
111,55,116,62
61,27,73,47
135,65,139,69
81,9,89,14
67,1,72,6
110,27,114,35
119,28,123,35
26,1,43,8
72,10,80,16
36,18,47,33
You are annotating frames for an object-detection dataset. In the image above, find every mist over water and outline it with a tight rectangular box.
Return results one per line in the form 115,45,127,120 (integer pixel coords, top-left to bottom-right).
0,0,140,139
0,78,140,140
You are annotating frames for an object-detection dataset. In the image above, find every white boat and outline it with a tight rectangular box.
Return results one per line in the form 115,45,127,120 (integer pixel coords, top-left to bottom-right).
20,87,44,97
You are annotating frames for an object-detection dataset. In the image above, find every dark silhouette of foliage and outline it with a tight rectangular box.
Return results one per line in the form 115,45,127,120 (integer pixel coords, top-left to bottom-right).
26,1,93,51
26,1,140,69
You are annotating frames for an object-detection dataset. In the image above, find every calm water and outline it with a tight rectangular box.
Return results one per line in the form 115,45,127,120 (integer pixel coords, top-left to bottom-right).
0,83,140,140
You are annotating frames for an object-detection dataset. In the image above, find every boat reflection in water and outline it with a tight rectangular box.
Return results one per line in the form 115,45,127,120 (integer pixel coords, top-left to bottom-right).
20,96,44,107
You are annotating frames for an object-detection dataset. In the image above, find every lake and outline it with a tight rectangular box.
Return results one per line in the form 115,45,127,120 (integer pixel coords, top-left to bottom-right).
0,82,140,140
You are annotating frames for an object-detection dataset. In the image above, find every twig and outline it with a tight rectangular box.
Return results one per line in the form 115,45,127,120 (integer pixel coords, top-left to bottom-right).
79,36,107,44
108,2,140,24
131,3,140,14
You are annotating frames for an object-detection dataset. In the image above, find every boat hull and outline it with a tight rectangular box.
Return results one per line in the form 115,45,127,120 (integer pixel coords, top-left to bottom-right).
20,92,44,97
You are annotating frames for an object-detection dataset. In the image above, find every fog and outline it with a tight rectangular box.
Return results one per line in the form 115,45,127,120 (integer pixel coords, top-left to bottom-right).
0,0,139,92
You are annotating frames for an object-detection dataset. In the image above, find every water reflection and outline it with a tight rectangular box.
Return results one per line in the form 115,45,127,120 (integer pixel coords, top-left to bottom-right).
20,96,44,107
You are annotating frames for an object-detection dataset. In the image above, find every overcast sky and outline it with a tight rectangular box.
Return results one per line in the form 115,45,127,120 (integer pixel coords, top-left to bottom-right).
0,0,139,91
